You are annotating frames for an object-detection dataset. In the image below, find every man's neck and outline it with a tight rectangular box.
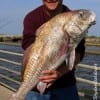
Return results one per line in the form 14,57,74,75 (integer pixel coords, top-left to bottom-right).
45,5,63,17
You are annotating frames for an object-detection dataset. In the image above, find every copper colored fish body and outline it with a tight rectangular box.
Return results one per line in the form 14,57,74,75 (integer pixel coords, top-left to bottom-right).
10,9,96,100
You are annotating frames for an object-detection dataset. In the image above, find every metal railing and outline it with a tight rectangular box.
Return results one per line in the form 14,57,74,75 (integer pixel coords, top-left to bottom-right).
0,42,100,99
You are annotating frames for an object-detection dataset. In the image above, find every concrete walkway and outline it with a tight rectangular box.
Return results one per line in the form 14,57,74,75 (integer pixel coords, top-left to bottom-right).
0,85,14,100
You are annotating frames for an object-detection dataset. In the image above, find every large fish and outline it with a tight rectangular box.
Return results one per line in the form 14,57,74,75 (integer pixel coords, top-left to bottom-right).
10,9,96,100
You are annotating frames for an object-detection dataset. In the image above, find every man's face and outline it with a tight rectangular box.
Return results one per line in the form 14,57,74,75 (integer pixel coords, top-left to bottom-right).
43,0,62,11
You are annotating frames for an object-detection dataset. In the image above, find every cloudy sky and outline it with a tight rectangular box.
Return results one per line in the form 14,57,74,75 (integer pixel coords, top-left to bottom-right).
0,0,99,36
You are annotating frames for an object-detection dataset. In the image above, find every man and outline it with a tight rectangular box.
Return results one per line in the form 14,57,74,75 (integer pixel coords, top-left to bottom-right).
22,0,85,100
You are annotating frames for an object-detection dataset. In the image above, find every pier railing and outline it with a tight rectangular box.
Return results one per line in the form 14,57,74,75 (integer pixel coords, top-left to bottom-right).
0,42,100,99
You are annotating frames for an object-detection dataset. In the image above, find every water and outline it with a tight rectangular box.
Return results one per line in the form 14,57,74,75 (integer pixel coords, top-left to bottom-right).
0,44,100,98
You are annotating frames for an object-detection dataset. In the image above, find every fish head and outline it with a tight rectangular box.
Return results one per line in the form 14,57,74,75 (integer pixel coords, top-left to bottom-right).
64,9,96,40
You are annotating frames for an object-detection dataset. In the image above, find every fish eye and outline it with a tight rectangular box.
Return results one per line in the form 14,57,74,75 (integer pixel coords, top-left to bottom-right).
79,11,84,17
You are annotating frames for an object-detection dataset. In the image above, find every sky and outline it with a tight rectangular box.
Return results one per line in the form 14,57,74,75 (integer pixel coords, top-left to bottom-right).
0,0,99,36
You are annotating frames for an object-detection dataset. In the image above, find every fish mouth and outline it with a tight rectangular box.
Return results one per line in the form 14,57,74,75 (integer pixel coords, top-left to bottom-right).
91,20,96,25
85,20,96,35
88,20,96,29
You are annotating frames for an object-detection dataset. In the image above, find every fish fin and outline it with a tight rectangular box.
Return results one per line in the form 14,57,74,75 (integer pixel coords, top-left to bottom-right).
66,49,75,70
65,58,68,65
37,81,47,95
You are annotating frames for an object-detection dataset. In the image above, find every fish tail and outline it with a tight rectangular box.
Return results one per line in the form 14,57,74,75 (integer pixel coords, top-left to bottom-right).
9,93,18,100
9,92,25,100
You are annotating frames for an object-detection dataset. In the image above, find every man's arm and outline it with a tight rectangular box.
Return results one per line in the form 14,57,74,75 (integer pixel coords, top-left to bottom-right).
21,13,38,81
22,13,37,50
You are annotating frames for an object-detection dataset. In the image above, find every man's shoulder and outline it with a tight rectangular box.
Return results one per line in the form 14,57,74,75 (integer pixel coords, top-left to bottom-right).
62,5,71,12
30,5,44,14
25,5,44,19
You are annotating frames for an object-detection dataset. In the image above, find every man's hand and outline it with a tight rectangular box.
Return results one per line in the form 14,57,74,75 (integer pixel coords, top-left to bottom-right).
39,70,61,88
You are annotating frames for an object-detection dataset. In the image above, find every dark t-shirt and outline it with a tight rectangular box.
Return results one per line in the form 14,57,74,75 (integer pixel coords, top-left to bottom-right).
22,5,85,89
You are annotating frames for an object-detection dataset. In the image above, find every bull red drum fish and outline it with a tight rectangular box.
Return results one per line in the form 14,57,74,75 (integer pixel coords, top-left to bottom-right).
9,9,96,100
